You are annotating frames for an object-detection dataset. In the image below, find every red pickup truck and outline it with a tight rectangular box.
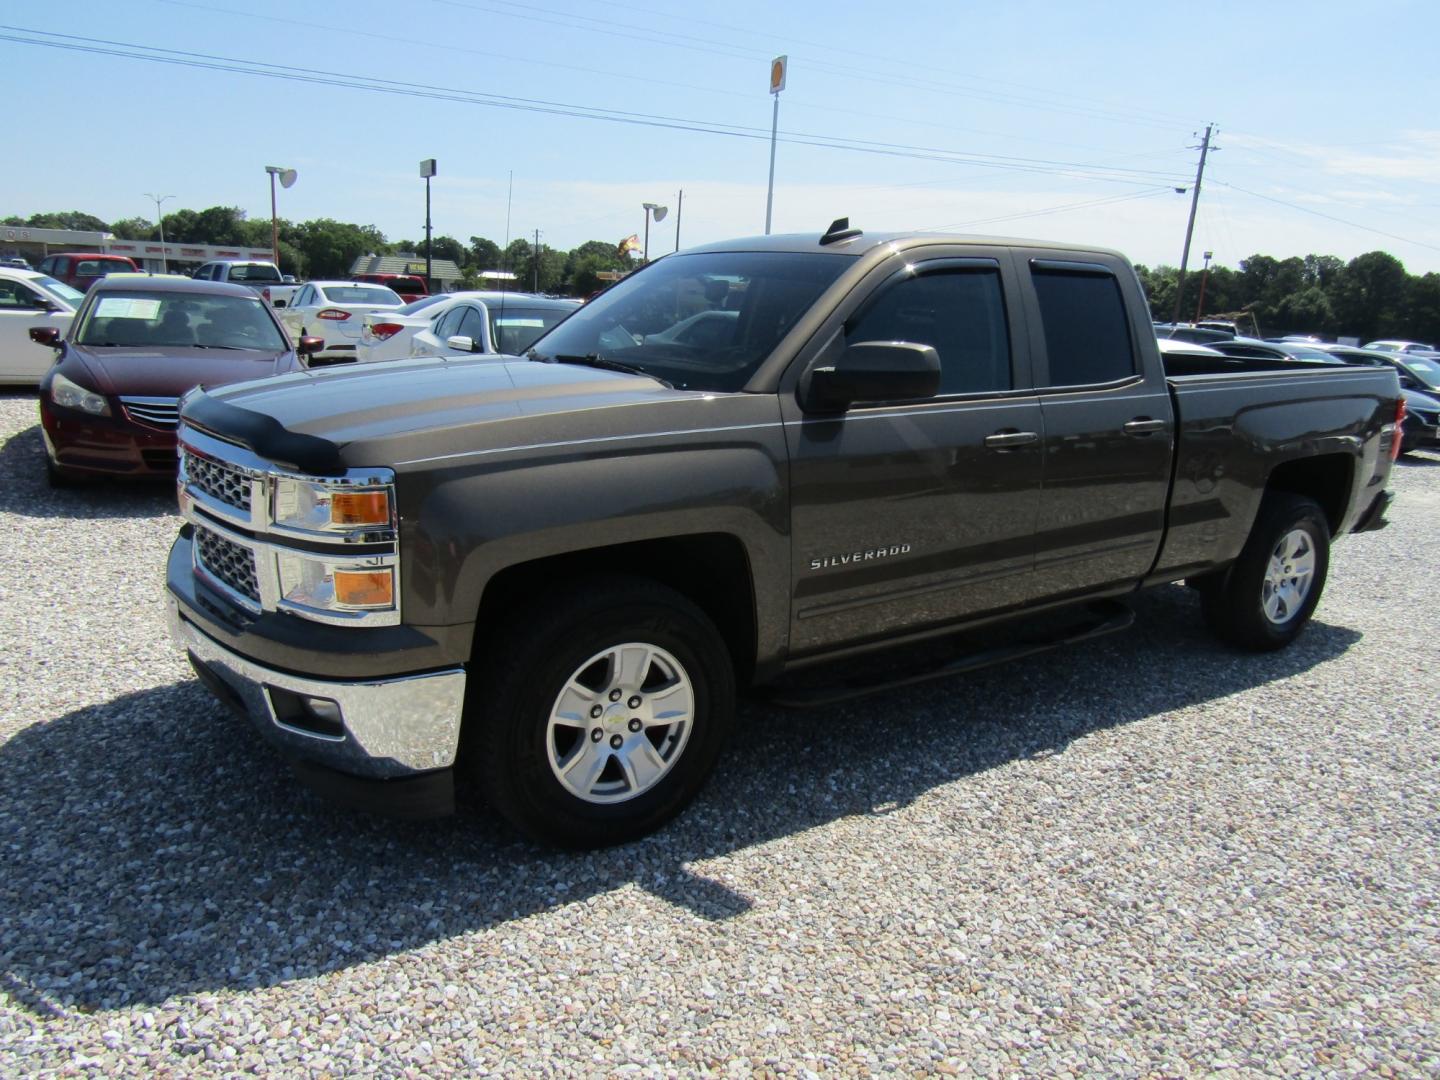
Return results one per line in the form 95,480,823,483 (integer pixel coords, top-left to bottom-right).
353,273,428,301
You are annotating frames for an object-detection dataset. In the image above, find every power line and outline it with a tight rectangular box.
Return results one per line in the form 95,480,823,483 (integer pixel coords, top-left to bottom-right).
0,26,1189,188
1212,180,1440,255
921,188,1174,231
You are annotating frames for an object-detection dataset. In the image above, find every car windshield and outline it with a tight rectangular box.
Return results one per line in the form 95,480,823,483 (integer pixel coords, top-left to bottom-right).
36,276,84,307
320,285,402,305
226,264,282,283
1401,357,1440,388
75,291,288,350
488,305,578,355
1282,345,1343,363
525,251,854,391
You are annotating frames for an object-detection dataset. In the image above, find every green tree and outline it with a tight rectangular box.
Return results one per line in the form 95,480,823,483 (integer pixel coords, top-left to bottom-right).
24,210,111,232
293,219,390,279
469,236,502,271
1335,251,1408,343
110,216,157,241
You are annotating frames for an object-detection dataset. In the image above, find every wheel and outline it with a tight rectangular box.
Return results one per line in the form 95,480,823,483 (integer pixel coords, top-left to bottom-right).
1201,493,1330,651
468,577,736,848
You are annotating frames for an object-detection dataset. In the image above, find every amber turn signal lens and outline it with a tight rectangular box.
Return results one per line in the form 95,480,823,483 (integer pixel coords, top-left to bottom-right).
330,490,390,526
334,569,394,608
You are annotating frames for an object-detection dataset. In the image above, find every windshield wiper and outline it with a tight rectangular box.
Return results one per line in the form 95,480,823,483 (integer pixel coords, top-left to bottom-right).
548,353,674,389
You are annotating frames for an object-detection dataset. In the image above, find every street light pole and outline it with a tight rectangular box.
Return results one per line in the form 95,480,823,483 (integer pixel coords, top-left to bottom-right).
264,166,297,269
143,192,174,273
641,202,668,264
420,159,437,290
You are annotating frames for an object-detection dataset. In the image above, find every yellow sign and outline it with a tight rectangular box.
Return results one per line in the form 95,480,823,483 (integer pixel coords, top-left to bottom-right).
770,55,787,94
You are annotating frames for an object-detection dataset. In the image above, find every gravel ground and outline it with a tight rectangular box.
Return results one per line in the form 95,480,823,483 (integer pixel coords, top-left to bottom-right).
0,387,1436,1077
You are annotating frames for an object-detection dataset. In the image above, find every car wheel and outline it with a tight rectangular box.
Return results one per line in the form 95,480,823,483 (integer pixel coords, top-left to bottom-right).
468,577,736,848
1201,493,1330,651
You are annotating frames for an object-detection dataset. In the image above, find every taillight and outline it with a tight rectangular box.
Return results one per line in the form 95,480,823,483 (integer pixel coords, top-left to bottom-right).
1391,397,1407,460
317,308,351,321
261,286,271,302
369,322,404,341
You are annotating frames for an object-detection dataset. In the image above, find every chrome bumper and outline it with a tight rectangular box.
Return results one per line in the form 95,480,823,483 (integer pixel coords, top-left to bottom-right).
166,595,466,778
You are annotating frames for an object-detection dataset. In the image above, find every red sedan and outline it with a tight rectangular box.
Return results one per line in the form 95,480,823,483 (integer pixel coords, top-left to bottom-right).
34,275,320,485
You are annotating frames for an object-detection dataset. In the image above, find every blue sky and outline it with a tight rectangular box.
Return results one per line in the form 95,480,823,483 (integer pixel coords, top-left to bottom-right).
4,0,1439,272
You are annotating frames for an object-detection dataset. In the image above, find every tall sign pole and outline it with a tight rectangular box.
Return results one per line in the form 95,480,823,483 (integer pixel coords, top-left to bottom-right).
765,55,787,235
264,166,297,270
420,158,437,288
1172,125,1215,323
675,189,683,252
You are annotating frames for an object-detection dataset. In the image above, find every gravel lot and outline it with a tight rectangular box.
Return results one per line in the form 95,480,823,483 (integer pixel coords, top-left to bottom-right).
0,387,1436,1077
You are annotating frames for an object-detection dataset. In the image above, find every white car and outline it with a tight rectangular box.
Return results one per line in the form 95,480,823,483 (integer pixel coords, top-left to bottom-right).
278,281,405,363
1363,339,1436,354
357,292,494,364
0,268,85,385
411,295,579,359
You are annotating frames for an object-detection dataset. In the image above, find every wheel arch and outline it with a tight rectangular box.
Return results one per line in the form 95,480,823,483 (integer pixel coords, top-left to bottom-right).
1263,452,1354,535
472,533,761,686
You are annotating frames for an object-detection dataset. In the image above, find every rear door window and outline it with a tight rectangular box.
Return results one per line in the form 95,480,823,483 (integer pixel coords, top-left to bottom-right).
1031,267,1136,386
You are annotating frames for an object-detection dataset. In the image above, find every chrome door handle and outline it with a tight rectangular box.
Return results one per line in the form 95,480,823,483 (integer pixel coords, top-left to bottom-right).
1123,418,1166,435
983,430,1040,449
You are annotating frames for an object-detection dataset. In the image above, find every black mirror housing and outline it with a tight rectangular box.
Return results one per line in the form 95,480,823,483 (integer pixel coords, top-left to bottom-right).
296,336,325,357
803,341,941,412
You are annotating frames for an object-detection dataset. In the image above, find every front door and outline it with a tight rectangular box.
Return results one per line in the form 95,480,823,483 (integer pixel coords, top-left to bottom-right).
785,254,1046,656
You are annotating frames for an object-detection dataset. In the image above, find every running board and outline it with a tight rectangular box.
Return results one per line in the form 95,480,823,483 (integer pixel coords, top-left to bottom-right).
762,599,1135,709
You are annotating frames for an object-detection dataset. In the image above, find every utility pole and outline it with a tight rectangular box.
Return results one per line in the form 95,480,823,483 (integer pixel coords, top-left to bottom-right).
533,228,541,292
1172,124,1216,324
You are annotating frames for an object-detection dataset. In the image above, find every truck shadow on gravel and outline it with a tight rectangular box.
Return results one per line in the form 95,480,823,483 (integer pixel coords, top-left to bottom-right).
0,586,1360,1013
0,420,177,521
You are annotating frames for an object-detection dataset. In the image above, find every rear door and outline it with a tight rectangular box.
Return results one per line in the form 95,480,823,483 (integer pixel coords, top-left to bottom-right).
784,248,1048,655
1015,253,1174,599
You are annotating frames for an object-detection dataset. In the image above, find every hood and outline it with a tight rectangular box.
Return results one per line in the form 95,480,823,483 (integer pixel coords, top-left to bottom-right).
185,355,704,473
67,344,295,398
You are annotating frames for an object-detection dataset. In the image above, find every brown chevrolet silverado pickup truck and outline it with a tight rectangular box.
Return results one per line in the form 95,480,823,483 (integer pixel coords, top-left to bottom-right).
165,222,1402,846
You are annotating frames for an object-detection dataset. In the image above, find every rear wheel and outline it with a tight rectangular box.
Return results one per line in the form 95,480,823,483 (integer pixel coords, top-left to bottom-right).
1201,494,1330,651
468,577,735,848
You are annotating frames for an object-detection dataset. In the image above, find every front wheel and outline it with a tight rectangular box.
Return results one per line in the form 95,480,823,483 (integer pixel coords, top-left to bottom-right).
1201,494,1330,651
468,578,736,848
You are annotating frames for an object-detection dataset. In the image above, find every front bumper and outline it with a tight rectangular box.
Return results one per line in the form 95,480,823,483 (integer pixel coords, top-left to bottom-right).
166,592,466,781
40,398,178,475
1402,415,1440,450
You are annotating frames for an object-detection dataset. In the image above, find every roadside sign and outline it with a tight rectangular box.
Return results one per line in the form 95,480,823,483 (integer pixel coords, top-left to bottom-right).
770,55,787,94
420,159,438,179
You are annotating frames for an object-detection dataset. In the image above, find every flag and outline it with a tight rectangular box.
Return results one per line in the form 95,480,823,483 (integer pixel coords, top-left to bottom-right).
618,234,641,255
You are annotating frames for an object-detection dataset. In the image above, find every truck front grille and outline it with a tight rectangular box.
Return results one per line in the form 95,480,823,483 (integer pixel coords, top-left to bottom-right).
185,451,253,514
194,524,260,604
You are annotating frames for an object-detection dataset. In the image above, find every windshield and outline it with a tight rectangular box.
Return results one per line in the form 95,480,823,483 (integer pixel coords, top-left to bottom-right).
1283,345,1343,363
489,305,577,355
75,290,288,350
1401,357,1440,388
526,251,854,392
226,263,283,283
36,276,84,307
320,285,402,305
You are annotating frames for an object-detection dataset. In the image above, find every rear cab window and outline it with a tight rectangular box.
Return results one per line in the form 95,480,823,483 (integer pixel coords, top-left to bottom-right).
1030,263,1137,387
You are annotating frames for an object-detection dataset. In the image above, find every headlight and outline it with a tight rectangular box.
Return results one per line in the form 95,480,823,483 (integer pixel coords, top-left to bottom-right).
51,372,110,415
272,477,393,534
277,552,396,615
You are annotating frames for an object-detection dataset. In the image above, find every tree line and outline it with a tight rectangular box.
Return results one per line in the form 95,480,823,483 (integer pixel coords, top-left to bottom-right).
1138,250,1439,344
3,208,635,297
8,209,1440,340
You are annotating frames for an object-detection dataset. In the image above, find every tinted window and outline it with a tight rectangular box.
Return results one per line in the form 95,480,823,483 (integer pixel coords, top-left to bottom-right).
490,305,575,355
319,285,402,305
226,263,282,283
433,307,465,339
1032,269,1135,386
847,269,1011,395
0,279,38,308
455,306,486,344
531,251,852,392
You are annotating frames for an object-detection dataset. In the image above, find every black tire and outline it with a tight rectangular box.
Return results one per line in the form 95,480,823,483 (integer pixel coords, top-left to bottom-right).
467,577,736,848
1201,493,1330,651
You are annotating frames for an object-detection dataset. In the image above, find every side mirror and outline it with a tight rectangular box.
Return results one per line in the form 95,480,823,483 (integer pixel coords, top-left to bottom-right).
446,334,478,353
31,295,56,311
296,336,324,357
802,341,941,413
29,326,62,348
